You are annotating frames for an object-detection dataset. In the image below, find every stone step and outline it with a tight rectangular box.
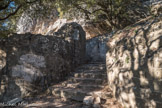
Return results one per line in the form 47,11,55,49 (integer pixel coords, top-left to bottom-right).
50,87,89,101
69,78,105,85
74,72,107,79
54,82,77,88
50,87,113,102
77,65,106,70
53,82,104,91
88,62,106,64
47,62,108,102
88,91,113,99
76,68,106,72
77,63,105,69
75,69,106,73
77,84,104,91
82,63,106,66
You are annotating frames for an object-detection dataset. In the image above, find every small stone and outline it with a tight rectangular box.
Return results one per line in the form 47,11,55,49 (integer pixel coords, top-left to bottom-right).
91,91,102,97
95,97,101,104
83,96,94,105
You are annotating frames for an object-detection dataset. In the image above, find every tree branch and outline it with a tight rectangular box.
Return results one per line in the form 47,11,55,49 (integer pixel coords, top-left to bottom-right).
73,4,91,19
91,8,107,14
0,5,22,21
0,0,39,21
0,0,11,11
25,0,39,4
74,4,91,15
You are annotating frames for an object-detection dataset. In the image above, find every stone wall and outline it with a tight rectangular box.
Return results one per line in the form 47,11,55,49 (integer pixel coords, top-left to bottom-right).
86,34,111,62
106,16,162,108
0,22,86,102
0,48,6,73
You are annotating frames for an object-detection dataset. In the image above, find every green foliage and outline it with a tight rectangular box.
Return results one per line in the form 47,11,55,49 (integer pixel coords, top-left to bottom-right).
57,7,64,18
115,58,118,63
0,0,56,37
126,56,130,64
134,29,138,34
0,0,34,37
55,0,140,29
0,0,142,37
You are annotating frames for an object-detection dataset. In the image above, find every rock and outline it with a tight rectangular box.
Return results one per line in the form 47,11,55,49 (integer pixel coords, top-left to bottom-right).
83,96,94,105
0,49,6,72
17,8,111,40
57,22,86,67
106,15,162,107
151,2,162,16
7,98,22,105
94,97,101,104
0,22,86,102
89,91,112,99
16,4,58,34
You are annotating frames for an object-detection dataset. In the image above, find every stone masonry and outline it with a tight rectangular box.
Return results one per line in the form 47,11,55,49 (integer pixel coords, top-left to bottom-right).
106,16,162,108
86,34,110,62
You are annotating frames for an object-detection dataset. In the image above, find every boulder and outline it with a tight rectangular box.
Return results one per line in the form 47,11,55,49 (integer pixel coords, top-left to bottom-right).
57,22,86,67
0,23,86,102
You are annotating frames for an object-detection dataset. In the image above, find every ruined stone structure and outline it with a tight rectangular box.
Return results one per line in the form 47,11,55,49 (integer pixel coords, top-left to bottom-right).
106,16,162,107
0,22,86,102
0,1,162,107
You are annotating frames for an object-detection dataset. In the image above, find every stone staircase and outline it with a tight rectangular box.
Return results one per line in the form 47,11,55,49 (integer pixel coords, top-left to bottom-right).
47,62,107,102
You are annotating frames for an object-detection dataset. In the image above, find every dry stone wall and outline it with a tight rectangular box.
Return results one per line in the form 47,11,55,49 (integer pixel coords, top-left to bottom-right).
0,22,86,102
106,16,162,108
0,49,6,73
